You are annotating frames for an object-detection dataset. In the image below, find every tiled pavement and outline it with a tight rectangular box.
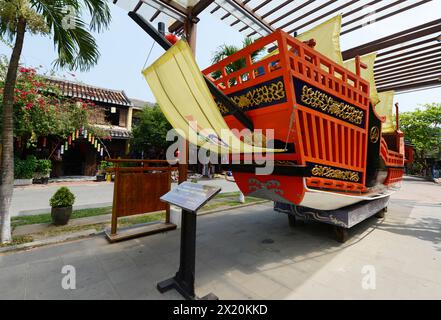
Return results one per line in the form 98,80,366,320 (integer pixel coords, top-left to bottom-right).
1,178,440,300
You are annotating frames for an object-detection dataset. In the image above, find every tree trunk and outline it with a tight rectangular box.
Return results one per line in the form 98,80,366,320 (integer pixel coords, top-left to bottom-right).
0,18,26,244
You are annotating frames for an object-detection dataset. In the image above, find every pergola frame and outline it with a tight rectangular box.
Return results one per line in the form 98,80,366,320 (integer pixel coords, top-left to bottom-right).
114,0,441,92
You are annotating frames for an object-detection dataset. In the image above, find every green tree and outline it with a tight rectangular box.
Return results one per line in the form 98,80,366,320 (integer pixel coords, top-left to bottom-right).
0,0,111,243
132,105,172,159
210,38,263,83
400,103,441,173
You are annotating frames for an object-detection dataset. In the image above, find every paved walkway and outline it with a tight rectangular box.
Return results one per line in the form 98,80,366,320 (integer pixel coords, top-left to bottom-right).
11,178,240,217
1,178,440,299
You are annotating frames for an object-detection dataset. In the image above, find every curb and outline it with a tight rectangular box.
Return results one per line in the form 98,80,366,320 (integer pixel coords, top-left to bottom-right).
1,201,272,254
0,229,98,254
16,202,113,217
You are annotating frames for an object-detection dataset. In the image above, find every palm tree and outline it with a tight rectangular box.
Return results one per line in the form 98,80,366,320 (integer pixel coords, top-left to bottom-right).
0,0,111,243
211,38,263,83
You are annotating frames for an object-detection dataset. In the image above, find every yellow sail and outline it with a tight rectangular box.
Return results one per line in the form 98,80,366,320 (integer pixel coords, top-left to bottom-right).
296,15,344,66
375,91,396,133
261,15,344,66
142,40,283,154
343,53,380,106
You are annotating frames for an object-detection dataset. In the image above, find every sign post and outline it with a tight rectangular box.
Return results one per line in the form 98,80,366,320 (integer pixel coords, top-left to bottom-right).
157,182,221,300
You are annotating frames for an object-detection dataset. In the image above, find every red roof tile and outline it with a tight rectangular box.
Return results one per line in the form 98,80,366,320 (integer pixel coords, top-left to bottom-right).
44,77,133,107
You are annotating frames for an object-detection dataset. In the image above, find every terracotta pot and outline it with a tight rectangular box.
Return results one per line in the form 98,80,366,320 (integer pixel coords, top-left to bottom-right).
51,206,72,226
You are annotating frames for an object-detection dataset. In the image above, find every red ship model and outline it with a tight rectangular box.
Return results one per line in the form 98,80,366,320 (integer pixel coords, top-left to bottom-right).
127,9,409,242
202,30,405,212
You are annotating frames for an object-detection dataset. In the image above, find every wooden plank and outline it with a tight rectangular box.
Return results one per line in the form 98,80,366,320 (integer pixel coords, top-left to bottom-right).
110,165,119,235
105,222,177,243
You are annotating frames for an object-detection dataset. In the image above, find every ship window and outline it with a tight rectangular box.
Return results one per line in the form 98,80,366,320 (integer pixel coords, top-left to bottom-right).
226,58,246,75
320,63,329,73
241,72,250,81
211,72,220,82
269,60,281,72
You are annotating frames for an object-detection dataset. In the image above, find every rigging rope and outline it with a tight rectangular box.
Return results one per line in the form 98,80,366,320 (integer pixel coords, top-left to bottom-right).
142,42,155,70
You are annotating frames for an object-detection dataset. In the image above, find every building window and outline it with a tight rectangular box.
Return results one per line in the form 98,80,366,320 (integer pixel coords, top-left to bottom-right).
105,107,120,126
132,117,140,127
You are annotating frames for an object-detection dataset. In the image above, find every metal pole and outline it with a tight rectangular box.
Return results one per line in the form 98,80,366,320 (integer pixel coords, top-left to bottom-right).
157,209,197,299
177,17,197,184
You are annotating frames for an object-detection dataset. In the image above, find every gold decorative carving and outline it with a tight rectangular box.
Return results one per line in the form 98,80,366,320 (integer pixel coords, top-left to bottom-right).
216,80,286,114
370,126,379,143
216,101,229,115
300,85,364,125
311,165,360,182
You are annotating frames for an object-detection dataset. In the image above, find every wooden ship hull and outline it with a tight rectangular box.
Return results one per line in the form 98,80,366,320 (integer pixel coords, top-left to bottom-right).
202,30,405,211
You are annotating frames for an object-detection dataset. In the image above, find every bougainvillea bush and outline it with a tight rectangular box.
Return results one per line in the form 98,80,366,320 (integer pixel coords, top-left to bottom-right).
0,62,102,147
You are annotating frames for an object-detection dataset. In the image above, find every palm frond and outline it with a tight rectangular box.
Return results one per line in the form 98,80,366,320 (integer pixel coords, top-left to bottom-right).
80,0,111,32
211,44,240,64
29,0,110,71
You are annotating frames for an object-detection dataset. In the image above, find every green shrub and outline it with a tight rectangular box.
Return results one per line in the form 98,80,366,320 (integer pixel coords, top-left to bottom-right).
99,160,113,171
35,159,52,175
50,187,75,208
14,156,37,179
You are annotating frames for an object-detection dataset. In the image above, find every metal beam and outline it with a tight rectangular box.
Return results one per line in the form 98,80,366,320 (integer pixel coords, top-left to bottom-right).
231,0,275,27
217,0,273,36
238,0,295,33
395,84,441,95
247,0,318,36
221,0,252,21
341,0,407,29
375,47,441,69
150,10,161,22
346,19,441,54
376,70,441,86
128,10,254,131
375,60,441,78
375,64,441,83
378,79,441,92
268,0,317,27
158,0,188,15
286,0,364,34
341,0,433,35
377,37,436,58
261,0,295,19
129,11,173,50
342,19,441,59
169,0,214,33
376,43,441,64
375,54,441,73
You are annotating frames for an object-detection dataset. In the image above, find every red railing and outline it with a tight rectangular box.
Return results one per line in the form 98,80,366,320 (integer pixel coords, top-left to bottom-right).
284,34,370,109
203,30,370,109
203,30,374,192
381,139,404,167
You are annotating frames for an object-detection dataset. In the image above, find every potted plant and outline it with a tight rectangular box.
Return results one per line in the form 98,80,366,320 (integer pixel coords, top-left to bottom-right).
96,160,113,182
49,187,75,226
33,159,52,184
14,156,37,186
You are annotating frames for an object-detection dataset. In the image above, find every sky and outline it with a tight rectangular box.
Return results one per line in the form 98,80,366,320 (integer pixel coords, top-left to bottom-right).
0,0,440,113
